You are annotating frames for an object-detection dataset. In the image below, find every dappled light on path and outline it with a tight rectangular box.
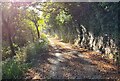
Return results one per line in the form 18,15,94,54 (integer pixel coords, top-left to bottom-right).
25,37,120,79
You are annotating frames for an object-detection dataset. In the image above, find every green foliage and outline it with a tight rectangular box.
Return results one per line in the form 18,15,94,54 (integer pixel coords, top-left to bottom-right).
2,2,120,78
26,33,49,62
41,33,49,44
2,59,29,79
56,10,72,25
2,46,11,60
42,2,120,65
14,47,27,62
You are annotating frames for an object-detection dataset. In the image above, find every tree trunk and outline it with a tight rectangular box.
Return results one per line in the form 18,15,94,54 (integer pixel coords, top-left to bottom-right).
35,23,40,39
8,30,16,56
2,17,16,56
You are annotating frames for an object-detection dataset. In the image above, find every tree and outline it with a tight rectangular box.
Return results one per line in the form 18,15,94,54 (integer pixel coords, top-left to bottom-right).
2,3,17,56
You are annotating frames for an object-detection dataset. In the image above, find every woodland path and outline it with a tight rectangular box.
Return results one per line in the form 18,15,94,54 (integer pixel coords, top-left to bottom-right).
24,37,120,79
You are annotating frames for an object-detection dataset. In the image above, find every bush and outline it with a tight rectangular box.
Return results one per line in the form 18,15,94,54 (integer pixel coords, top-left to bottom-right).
2,33,50,79
2,59,29,79
14,47,27,63
13,34,49,63
2,46,11,60
26,34,49,62
41,33,49,44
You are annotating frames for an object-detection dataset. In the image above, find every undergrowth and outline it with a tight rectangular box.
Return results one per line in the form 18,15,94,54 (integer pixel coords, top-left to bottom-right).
2,33,49,79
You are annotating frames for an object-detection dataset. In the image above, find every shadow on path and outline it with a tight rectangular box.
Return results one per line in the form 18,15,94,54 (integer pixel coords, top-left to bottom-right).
24,37,119,79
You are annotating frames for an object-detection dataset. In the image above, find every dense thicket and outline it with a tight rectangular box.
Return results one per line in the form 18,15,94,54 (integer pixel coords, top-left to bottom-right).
2,2,49,78
41,2,120,66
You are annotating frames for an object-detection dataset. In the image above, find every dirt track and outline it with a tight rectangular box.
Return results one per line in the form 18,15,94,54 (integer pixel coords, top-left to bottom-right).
24,37,120,79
